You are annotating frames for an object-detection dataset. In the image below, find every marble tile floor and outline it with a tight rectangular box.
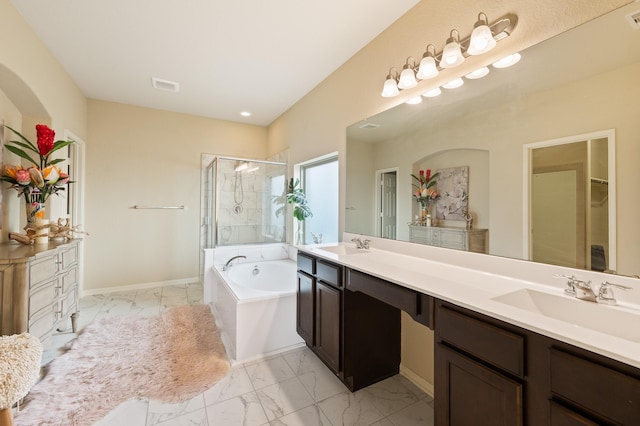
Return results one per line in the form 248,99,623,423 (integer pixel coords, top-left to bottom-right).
41,283,435,426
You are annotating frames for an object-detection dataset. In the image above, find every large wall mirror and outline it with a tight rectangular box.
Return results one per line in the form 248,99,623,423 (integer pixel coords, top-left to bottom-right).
346,3,640,277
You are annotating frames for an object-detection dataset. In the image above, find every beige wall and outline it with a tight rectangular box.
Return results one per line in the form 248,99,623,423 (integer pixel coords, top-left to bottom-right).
267,0,632,394
0,0,87,235
85,100,268,290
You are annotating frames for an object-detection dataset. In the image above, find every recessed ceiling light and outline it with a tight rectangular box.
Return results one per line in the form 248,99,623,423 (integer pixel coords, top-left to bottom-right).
240,111,251,117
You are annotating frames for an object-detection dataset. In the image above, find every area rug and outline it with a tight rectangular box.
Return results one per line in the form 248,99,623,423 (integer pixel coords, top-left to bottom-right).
15,304,230,426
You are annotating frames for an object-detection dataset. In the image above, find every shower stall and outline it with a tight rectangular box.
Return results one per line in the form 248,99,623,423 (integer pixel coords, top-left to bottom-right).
201,155,287,249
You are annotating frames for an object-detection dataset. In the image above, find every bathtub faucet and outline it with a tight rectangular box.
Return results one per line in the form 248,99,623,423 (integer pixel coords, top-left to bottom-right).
223,255,247,271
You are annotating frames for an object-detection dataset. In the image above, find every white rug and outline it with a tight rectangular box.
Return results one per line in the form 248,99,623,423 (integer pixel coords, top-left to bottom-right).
15,304,229,426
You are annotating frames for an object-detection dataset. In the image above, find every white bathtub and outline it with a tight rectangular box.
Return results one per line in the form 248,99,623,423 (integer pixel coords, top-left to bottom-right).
209,259,304,363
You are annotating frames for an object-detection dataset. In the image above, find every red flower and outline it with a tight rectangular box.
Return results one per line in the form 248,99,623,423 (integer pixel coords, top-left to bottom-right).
425,169,431,181
36,124,55,156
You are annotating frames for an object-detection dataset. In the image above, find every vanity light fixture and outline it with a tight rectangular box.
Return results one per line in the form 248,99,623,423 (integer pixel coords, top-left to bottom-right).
397,57,419,90
493,52,522,68
467,13,497,55
405,96,423,105
442,78,464,89
422,87,442,98
441,30,465,68
380,12,517,97
416,45,439,80
381,68,400,97
465,66,490,79
240,111,251,117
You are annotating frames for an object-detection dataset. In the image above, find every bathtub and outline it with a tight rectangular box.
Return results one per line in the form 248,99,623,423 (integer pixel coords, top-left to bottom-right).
209,259,304,363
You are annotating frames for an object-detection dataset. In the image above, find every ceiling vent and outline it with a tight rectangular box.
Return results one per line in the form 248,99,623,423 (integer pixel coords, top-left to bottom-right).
151,77,180,92
358,121,380,129
625,10,640,29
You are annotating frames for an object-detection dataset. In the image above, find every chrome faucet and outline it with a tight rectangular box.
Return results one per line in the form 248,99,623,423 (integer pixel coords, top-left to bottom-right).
223,255,246,270
556,274,597,302
351,238,370,249
597,281,632,305
555,274,633,304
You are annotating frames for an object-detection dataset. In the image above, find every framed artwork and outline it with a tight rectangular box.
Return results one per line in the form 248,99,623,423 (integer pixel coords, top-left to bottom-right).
435,166,468,221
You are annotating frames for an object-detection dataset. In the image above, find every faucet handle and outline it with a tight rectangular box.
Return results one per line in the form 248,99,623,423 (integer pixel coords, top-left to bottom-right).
362,239,370,249
597,281,632,305
351,238,363,248
554,274,579,295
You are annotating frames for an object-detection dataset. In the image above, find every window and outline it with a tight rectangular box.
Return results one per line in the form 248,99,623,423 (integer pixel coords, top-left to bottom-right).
300,155,339,244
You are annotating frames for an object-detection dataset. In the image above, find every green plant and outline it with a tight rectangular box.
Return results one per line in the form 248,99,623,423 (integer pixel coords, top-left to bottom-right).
275,178,313,221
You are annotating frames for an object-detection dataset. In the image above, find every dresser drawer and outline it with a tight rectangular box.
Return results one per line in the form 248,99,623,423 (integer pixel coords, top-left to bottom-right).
29,278,58,319
438,306,524,378
61,267,77,294
28,303,56,342
29,254,59,287
317,260,342,288
439,230,467,249
549,348,640,425
61,245,78,270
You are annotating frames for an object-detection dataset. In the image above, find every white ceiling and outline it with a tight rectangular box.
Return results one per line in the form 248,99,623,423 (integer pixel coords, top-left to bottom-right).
11,0,420,126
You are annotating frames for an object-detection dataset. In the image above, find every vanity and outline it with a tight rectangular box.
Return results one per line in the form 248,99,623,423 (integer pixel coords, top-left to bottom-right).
297,237,640,425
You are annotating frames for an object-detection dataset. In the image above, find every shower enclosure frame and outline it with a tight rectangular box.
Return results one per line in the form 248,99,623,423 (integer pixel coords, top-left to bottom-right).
201,155,288,249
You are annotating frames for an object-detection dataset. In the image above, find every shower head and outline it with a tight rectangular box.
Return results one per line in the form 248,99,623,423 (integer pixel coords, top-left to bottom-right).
235,161,249,172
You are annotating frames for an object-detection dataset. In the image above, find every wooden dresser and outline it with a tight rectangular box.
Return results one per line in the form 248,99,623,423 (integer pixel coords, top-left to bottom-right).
409,225,488,253
0,240,80,348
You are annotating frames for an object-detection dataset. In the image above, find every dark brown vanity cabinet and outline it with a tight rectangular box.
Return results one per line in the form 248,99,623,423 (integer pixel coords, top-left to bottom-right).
296,252,403,391
435,300,640,426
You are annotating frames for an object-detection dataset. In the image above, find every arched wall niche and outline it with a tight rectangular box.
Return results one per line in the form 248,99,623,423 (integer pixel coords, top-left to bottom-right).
0,62,52,237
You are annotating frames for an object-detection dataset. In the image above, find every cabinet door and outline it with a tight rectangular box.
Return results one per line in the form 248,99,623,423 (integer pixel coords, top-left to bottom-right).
296,271,314,347
315,281,341,373
436,344,522,426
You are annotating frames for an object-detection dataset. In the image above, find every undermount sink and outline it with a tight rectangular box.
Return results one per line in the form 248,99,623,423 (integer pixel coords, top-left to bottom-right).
492,288,640,343
317,245,369,256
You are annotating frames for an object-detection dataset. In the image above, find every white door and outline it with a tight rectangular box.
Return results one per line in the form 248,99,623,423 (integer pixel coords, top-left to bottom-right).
380,171,397,239
531,169,582,268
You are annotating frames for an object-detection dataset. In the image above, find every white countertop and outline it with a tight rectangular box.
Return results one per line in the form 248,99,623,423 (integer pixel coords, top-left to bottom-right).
299,235,640,369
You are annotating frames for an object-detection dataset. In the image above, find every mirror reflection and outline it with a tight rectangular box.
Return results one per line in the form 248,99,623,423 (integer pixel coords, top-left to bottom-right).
346,3,639,277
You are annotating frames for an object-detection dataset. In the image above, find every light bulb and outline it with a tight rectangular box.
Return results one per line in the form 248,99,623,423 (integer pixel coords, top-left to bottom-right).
465,67,490,79
467,14,496,55
441,31,465,68
422,87,442,98
493,52,521,68
398,67,418,90
442,78,464,89
381,77,399,97
405,96,422,105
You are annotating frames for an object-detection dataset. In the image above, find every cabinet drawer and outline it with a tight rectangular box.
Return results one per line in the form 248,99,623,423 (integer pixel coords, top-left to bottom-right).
549,401,600,426
346,269,418,316
549,348,640,425
317,260,342,288
29,278,58,319
61,267,77,294
30,254,59,287
61,245,78,270
438,306,524,378
439,230,466,249
297,253,315,276
28,304,56,342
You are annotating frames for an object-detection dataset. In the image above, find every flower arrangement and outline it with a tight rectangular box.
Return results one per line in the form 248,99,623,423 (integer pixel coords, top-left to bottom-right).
1,124,73,224
412,168,440,209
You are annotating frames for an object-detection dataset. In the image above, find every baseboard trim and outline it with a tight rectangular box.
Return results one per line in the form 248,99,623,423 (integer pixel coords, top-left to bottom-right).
82,277,199,296
400,364,435,398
